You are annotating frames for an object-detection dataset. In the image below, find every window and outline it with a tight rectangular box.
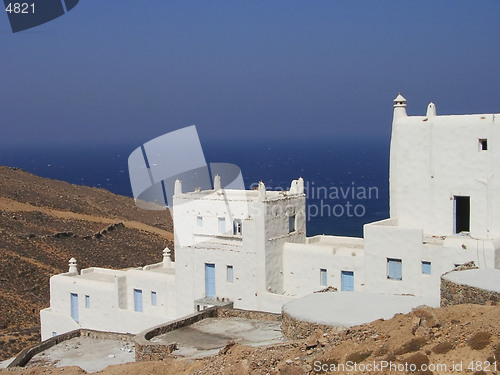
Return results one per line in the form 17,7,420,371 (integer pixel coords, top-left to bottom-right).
218,217,225,233
341,270,354,291
289,215,296,233
479,139,488,151
227,265,234,283
233,219,242,235
70,293,78,322
320,269,327,286
422,261,431,275
387,258,402,280
134,289,143,312
454,196,470,233
151,291,157,306
197,216,203,227
85,295,90,309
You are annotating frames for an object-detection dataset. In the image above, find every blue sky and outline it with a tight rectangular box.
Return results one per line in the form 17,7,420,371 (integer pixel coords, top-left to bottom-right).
1,1,500,147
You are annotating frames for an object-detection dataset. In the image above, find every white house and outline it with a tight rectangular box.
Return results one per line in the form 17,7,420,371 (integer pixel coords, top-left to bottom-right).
40,94,500,340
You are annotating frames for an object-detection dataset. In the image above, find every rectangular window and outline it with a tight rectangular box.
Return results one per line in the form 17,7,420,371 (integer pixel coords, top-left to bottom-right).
341,270,354,291
227,265,234,283
134,289,143,312
387,258,402,280
151,291,157,306
205,263,216,298
320,268,327,286
197,216,203,227
479,139,488,151
218,217,225,234
85,295,90,309
454,196,470,233
233,219,242,235
70,293,78,322
422,261,431,275
289,215,296,233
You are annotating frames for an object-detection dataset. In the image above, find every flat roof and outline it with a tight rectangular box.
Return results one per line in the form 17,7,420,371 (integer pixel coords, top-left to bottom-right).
283,292,439,327
442,269,500,293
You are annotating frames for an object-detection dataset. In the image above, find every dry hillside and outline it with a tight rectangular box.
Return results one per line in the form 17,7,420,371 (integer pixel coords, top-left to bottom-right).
0,166,173,360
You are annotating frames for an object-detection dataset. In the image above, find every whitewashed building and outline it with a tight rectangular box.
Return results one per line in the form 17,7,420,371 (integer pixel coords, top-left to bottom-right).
40,94,500,340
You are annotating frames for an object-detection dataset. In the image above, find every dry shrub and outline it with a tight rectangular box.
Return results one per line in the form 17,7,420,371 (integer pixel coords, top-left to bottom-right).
373,344,389,357
345,350,372,364
395,337,428,355
468,332,491,350
404,352,429,373
431,341,453,354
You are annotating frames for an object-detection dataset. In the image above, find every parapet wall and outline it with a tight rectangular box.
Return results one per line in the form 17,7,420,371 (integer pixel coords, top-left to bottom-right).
281,310,343,340
8,329,133,368
440,268,500,307
134,304,282,362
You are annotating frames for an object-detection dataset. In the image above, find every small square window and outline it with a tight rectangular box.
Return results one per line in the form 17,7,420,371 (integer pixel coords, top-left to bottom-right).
233,219,242,235
151,291,157,306
227,265,234,283
197,216,203,227
387,258,402,280
85,295,90,309
479,139,488,151
320,269,327,286
422,261,431,275
289,215,296,233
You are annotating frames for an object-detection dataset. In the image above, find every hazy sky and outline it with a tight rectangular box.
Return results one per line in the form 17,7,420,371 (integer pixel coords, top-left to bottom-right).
1,1,500,147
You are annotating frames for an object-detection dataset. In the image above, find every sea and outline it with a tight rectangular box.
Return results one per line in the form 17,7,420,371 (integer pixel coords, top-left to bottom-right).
0,137,390,238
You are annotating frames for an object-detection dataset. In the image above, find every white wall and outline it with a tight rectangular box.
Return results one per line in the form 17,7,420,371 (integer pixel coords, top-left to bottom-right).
283,237,364,296
390,104,500,239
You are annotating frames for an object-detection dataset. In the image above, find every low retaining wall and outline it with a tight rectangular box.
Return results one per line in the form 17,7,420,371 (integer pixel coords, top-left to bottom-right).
441,277,500,307
8,329,133,368
281,311,342,340
134,306,220,361
216,307,281,321
134,304,282,361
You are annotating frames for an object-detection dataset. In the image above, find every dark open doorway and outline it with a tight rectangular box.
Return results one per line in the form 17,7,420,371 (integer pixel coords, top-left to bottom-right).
454,196,470,233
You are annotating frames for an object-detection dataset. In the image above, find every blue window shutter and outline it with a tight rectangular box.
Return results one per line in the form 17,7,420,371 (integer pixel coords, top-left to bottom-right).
320,269,327,286
134,289,143,312
341,271,354,291
422,261,431,275
70,293,79,322
387,258,402,280
205,263,216,297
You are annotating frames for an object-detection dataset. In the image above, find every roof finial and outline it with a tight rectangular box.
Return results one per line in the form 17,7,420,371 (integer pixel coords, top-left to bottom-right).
68,258,78,275
393,92,407,119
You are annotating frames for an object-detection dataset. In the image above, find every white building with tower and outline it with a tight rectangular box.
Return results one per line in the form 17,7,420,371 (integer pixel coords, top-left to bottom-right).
40,94,500,340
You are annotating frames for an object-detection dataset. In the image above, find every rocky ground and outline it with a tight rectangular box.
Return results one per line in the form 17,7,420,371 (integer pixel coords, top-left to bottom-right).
0,166,173,360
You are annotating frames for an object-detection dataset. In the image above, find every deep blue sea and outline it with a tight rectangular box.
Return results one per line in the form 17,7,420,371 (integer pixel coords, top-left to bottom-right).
0,138,389,238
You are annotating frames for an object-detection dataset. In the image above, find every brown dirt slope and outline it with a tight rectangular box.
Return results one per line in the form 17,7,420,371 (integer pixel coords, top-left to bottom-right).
3,304,500,375
0,166,173,360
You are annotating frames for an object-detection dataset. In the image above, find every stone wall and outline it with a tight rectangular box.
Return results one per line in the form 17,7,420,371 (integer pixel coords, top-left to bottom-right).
134,305,281,361
281,311,343,340
8,329,133,368
440,277,500,307
216,307,281,321
134,306,219,361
